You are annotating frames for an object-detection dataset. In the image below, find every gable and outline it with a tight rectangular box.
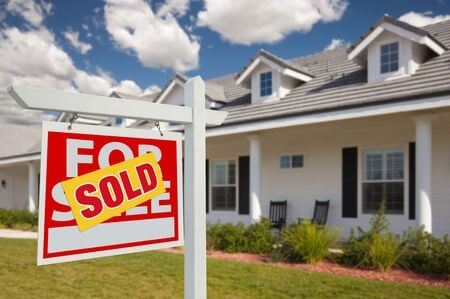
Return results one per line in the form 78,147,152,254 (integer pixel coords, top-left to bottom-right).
348,16,446,65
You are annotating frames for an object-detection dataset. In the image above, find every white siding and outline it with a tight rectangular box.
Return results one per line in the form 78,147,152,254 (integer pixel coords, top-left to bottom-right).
206,113,450,237
0,164,31,210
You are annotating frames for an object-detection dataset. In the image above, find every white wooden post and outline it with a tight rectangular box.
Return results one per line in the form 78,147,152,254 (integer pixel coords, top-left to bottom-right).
248,135,262,222
184,77,207,299
28,161,38,212
414,114,435,233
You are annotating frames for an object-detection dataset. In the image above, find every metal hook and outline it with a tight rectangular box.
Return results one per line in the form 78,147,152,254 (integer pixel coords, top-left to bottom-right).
154,121,163,136
67,113,79,130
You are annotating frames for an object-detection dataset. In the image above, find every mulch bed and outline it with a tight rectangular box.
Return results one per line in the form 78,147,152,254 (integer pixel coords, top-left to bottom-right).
163,248,449,288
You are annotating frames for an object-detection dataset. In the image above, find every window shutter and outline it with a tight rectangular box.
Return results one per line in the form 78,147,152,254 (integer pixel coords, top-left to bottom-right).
342,147,358,218
206,159,209,214
238,156,250,215
409,142,415,220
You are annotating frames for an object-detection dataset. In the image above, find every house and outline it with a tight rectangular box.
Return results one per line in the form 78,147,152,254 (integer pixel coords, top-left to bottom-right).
1,16,450,236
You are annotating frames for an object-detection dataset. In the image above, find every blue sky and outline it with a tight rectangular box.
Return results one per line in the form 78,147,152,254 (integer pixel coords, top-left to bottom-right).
0,0,449,124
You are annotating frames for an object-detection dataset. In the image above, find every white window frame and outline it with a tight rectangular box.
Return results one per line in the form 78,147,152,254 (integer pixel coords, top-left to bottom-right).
279,154,305,169
259,71,273,98
380,41,400,75
358,143,409,218
373,37,405,81
209,158,238,213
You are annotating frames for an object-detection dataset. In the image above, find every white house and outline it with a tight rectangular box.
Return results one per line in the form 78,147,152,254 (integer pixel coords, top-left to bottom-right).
1,16,450,236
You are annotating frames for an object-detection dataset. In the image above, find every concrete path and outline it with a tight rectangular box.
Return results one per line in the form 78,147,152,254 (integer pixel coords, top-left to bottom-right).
0,229,37,239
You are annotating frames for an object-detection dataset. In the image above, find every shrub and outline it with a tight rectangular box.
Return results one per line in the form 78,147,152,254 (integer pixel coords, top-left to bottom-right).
0,208,38,231
281,221,339,264
244,218,276,253
268,243,290,263
206,222,246,252
401,228,450,275
207,219,276,253
365,233,404,272
339,203,405,272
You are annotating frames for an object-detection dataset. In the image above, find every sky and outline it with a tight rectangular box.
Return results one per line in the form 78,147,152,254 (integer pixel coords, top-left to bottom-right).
0,0,449,124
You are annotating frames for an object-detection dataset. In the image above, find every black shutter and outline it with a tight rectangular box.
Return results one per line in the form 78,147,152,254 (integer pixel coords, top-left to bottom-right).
409,142,416,220
206,159,209,214
238,156,250,215
342,147,358,218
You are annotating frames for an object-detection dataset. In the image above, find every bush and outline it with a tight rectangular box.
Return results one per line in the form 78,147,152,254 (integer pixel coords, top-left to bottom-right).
206,218,276,253
207,222,246,252
0,208,38,231
339,203,404,272
365,233,404,272
244,218,276,253
281,221,339,264
401,228,450,275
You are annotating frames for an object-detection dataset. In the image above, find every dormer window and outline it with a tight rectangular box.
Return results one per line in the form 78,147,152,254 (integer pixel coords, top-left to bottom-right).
380,42,399,74
260,72,272,97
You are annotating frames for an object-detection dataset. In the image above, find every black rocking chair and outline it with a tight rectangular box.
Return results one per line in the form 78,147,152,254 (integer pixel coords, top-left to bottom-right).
299,200,330,226
269,200,287,230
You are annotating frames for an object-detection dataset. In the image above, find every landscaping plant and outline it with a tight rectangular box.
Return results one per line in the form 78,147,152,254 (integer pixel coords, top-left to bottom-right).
339,203,405,272
206,218,276,253
401,228,450,275
281,221,339,264
243,218,276,253
206,222,246,252
0,208,38,231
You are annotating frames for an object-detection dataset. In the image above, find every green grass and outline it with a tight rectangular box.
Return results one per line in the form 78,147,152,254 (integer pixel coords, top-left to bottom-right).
0,239,448,299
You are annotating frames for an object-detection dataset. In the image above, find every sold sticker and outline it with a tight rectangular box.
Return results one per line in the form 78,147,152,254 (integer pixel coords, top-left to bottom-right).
61,152,166,232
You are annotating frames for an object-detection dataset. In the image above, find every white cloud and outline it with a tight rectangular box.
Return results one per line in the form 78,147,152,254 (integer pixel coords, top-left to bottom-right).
63,29,93,54
143,84,161,95
114,79,144,95
6,0,52,27
399,11,450,27
104,0,200,72
324,38,348,50
157,0,189,17
0,26,152,124
197,0,348,45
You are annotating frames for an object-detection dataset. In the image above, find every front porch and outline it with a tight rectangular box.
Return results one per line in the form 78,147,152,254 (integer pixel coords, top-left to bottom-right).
206,112,450,236
0,159,40,212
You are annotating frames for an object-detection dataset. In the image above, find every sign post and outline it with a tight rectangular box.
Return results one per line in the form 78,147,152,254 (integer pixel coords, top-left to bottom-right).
184,78,206,298
8,76,226,299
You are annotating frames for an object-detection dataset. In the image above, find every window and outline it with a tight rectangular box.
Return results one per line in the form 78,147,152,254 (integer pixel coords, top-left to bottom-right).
280,155,304,169
380,42,399,74
362,149,404,214
260,72,272,97
211,160,236,211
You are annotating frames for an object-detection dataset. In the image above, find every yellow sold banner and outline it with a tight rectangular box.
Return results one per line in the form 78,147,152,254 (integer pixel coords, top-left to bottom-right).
61,152,166,232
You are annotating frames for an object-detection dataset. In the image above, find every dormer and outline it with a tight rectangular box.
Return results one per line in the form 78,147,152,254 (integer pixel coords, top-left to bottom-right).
348,15,447,83
155,73,226,109
235,50,314,104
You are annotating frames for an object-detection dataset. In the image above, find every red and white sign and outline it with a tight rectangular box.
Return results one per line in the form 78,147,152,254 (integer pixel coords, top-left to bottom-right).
37,121,183,265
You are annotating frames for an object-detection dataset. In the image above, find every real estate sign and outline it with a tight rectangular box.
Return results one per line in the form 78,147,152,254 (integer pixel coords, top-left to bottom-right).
37,121,183,265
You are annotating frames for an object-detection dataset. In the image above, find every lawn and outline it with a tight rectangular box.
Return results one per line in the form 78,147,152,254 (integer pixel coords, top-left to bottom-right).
0,239,448,299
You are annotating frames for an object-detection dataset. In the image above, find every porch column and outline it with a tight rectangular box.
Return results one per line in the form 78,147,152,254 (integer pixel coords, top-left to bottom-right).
248,135,262,221
27,162,38,213
414,114,435,233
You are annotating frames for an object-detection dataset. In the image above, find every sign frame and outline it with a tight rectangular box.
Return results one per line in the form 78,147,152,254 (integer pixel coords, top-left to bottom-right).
37,121,184,265
8,76,227,299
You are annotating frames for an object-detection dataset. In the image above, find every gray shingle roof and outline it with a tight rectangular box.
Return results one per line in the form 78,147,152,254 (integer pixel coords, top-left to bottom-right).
211,19,450,126
0,123,41,160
